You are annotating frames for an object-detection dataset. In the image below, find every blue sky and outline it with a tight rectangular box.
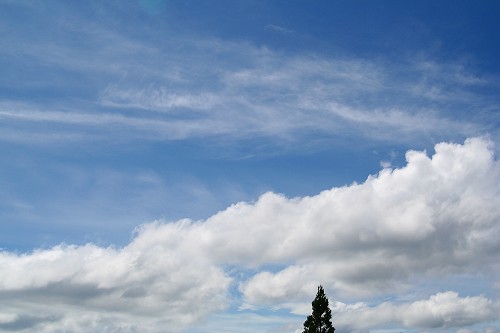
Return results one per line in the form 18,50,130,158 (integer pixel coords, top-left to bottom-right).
0,1,499,332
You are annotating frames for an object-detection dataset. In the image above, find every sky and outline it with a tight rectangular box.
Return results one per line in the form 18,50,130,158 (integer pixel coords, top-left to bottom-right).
0,0,500,332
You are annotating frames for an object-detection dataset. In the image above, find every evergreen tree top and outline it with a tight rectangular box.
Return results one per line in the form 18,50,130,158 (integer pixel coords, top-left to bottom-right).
302,285,335,333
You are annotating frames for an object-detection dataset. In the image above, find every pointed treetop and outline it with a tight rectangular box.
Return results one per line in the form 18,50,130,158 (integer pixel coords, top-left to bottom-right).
302,285,335,333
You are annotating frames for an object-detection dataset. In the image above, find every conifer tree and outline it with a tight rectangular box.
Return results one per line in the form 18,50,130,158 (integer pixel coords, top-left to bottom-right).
302,285,335,333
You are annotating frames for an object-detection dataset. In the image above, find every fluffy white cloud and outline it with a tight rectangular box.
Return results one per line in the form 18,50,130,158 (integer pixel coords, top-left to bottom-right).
0,227,231,332
238,138,500,303
0,138,499,332
332,292,499,331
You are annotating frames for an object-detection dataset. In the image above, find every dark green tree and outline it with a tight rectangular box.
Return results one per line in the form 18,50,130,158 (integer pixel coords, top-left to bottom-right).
302,285,335,333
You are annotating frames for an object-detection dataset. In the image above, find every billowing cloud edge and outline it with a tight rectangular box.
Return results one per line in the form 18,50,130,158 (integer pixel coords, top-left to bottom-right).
0,137,499,332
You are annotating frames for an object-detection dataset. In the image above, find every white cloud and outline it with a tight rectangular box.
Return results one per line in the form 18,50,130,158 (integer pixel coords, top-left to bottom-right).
0,102,234,142
93,49,493,144
0,138,499,332
483,327,500,333
264,24,293,33
0,233,231,332
1,29,495,147
239,138,500,303
331,292,499,331
100,85,222,112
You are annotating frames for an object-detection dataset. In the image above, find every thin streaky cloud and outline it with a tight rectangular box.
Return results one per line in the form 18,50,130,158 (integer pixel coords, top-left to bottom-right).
1,7,496,148
2,43,495,147
265,24,294,33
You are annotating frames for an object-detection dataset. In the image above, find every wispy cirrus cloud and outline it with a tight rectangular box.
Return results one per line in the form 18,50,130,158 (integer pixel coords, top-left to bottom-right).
3,53,492,147
265,24,294,33
1,7,497,149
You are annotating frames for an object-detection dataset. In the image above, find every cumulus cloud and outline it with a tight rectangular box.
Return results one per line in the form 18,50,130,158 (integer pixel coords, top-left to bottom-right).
332,292,499,331
0,138,499,332
0,234,230,332
234,137,500,301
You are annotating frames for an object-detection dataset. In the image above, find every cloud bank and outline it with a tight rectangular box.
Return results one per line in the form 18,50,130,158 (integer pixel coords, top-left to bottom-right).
327,291,500,332
0,138,499,332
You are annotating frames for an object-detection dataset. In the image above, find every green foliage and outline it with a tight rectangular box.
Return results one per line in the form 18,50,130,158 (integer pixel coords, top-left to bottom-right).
302,285,335,333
